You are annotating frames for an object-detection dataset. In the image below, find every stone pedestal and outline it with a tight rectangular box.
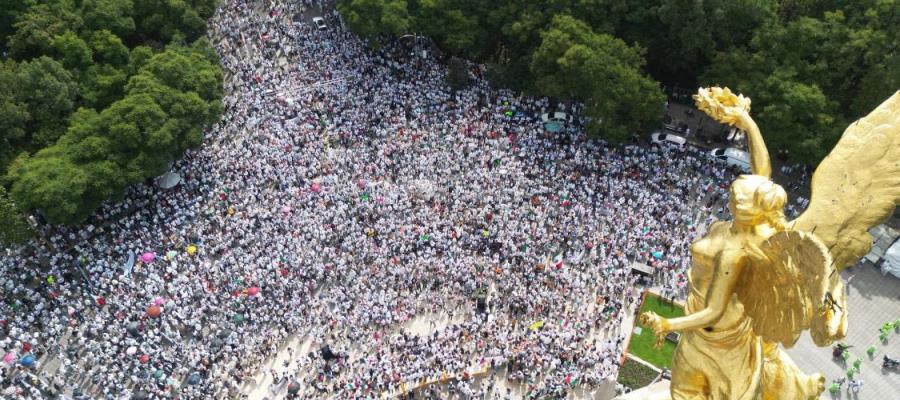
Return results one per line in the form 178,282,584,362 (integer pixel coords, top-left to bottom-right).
614,380,670,400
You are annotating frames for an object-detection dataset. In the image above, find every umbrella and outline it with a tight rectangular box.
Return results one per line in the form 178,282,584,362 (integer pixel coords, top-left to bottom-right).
186,244,197,255
544,121,563,133
165,250,177,260
153,370,164,379
3,353,15,364
287,381,301,394
147,305,162,318
529,320,545,331
233,314,245,323
247,287,260,296
311,183,321,193
139,354,150,364
126,346,137,356
152,297,165,306
156,171,182,189
140,252,155,263
124,252,135,275
187,373,202,385
357,179,366,189
281,206,292,214
652,251,664,260
20,354,35,367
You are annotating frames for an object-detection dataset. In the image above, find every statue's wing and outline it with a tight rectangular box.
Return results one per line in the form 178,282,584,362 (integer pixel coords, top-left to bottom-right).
737,231,833,348
789,91,900,271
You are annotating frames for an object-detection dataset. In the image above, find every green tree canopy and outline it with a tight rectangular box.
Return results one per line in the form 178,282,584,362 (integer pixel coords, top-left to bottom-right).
51,30,93,71
8,42,223,224
338,0,412,40
132,0,220,43
2,0,223,226
8,147,92,225
531,15,665,143
16,56,79,147
81,0,135,38
0,61,31,170
0,186,32,247
702,0,899,164
7,0,83,60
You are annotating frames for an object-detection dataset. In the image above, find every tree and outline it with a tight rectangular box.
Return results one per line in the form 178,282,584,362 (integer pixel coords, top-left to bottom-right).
531,15,665,143
128,45,155,74
81,0,135,38
16,57,79,147
7,0,83,60
0,0,35,51
338,0,411,40
413,0,479,55
7,41,223,224
0,61,30,171
603,0,774,85
0,186,32,247
2,0,224,225
51,30,93,71
89,30,131,66
132,0,219,43
702,2,899,165
80,63,129,109
446,57,470,92
8,147,92,225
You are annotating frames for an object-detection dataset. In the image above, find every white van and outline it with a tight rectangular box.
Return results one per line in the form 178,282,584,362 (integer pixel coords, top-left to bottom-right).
711,147,751,173
650,132,687,148
312,17,327,30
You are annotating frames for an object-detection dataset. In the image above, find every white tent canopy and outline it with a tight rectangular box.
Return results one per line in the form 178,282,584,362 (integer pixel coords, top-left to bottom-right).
157,171,182,189
882,239,900,279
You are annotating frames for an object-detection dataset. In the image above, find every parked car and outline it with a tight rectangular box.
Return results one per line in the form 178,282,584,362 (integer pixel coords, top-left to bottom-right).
650,132,686,148
710,147,751,173
312,17,327,30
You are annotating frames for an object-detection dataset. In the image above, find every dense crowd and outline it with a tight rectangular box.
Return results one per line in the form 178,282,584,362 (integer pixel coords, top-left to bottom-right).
0,1,753,399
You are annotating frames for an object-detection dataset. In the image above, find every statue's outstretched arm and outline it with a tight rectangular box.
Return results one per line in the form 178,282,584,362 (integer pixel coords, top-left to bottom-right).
694,87,771,178
642,250,746,335
736,113,771,179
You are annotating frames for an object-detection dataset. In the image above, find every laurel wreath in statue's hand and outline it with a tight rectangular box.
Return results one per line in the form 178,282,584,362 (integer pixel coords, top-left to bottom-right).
694,87,752,128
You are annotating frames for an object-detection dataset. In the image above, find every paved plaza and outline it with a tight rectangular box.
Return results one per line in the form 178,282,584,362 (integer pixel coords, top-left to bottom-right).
785,263,900,400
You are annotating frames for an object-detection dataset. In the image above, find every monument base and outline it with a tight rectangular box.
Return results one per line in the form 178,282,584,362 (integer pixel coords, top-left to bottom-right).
614,380,670,400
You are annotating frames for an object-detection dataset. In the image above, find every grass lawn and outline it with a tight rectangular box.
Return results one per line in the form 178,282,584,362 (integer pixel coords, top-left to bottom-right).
617,358,659,389
627,293,685,369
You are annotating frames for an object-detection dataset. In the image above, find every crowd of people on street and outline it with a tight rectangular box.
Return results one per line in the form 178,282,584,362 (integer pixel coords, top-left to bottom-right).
0,1,761,399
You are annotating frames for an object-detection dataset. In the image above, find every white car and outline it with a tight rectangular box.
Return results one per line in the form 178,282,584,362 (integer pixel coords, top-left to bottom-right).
650,132,687,148
710,147,751,173
312,17,327,30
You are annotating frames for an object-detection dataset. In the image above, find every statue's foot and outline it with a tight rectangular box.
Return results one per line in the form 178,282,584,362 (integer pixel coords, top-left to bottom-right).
809,373,826,395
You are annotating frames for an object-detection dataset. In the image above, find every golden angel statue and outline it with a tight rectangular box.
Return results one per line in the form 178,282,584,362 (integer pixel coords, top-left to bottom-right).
639,87,900,400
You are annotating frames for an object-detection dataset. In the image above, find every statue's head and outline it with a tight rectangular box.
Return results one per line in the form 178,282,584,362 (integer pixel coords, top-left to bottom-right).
729,175,787,229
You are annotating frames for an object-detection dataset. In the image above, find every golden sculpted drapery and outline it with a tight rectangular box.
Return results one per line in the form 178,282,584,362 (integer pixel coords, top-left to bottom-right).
640,87,900,400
